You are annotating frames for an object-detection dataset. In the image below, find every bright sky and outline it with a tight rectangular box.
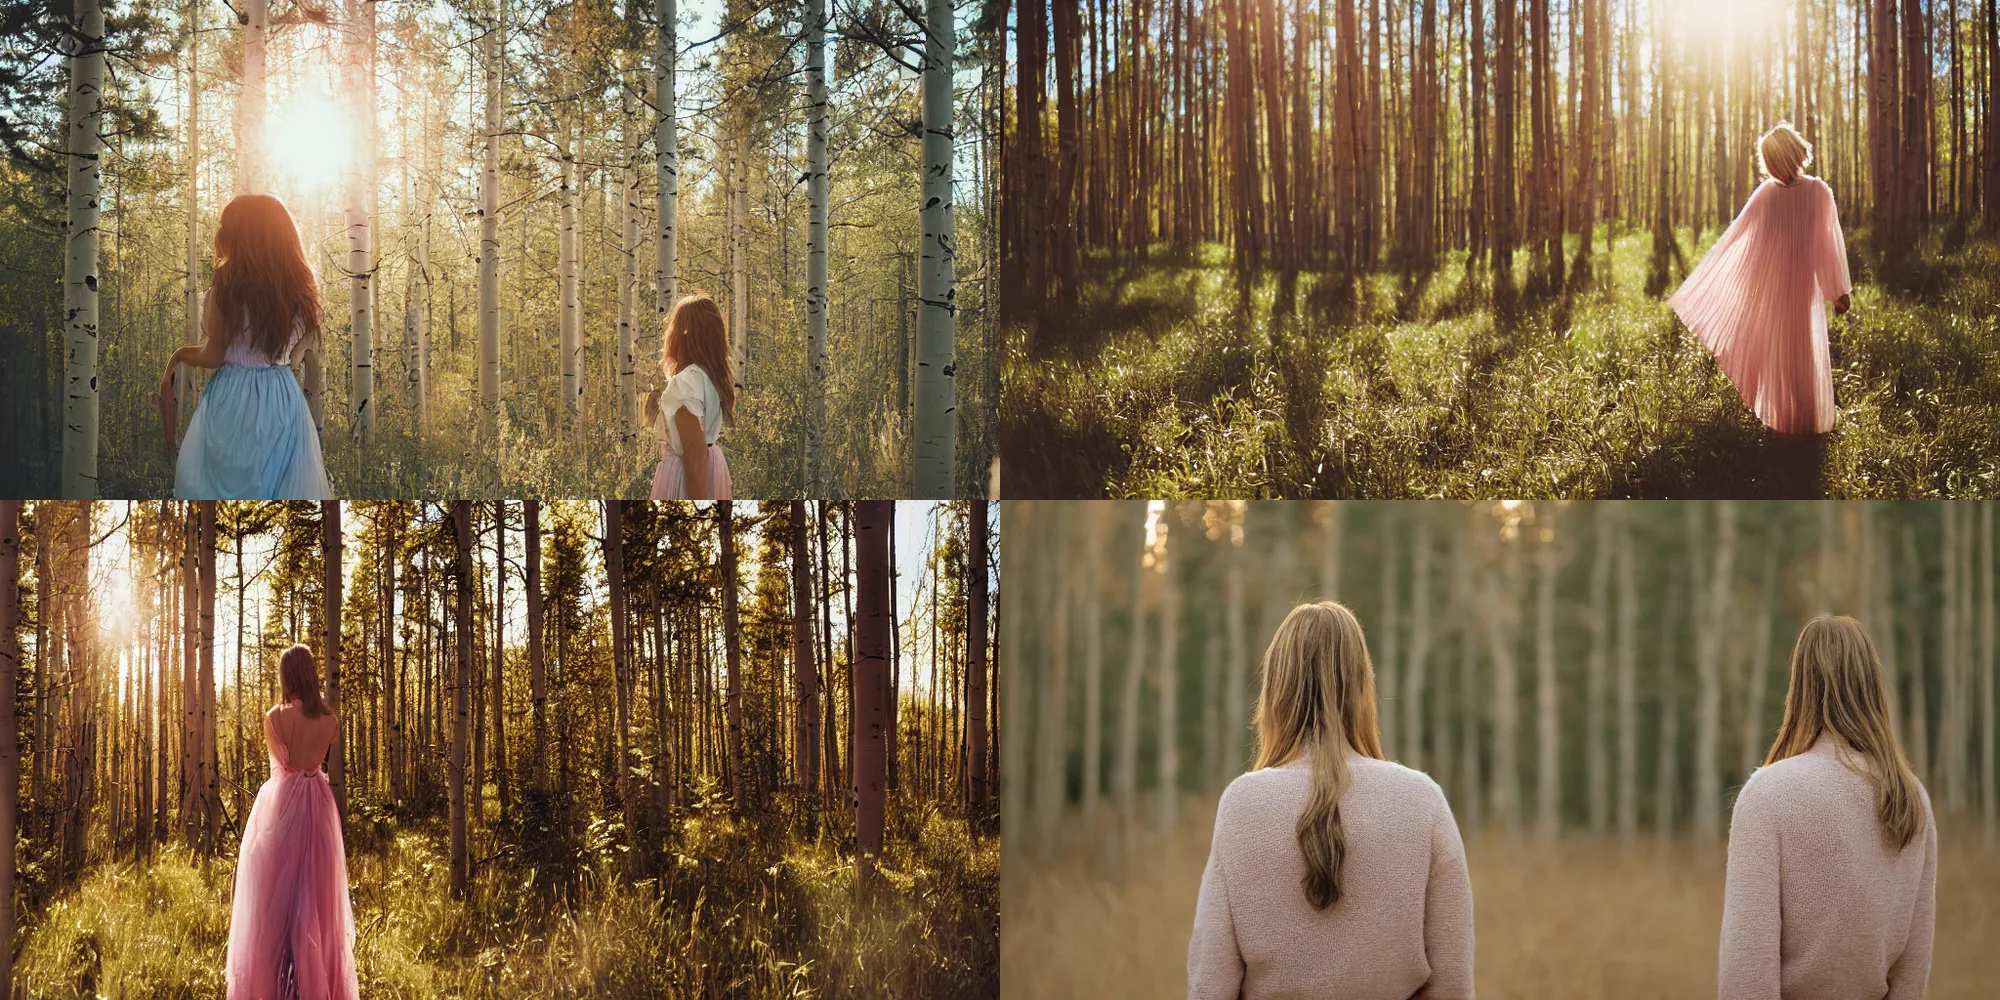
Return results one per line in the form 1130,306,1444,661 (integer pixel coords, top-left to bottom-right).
82,500,993,702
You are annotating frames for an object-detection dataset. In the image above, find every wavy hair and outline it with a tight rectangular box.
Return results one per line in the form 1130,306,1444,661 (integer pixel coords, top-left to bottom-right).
279,644,331,719
210,194,321,360
1253,602,1384,910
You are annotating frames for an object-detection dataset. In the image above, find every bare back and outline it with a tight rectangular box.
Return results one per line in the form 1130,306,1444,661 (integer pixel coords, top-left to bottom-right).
265,701,339,772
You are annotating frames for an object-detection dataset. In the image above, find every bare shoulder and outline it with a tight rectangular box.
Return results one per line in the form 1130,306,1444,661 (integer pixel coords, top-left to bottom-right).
266,702,289,720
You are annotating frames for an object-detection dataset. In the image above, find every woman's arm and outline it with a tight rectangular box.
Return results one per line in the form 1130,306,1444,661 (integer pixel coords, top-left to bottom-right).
674,406,713,500
1717,776,1783,1000
161,294,229,396
1187,822,1245,1000
1417,788,1475,999
1885,802,1938,1000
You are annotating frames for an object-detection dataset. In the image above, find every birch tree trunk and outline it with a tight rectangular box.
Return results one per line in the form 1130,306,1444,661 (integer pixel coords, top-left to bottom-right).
1585,506,1614,832
1403,514,1432,773
237,0,267,195
654,0,679,356
478,4,503,448
618,69,640,439
179,0,200,423
1115,505,1147,837
322,501,345,817
1534,529,1558,839
1321,501,1343,600
0,501,19,1000
913,0,958,497
804,0,829,493
1693,502,1736,839
1616,514,1638,842
346,0,376,442
729,127,747,378
450,501,471,895
560,121,581,436
62,0,105,499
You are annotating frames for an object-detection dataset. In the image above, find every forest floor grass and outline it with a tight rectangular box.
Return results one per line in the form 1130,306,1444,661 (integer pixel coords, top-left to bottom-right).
15,804,997,999
1002,797,2000,998
1003,226,2000,497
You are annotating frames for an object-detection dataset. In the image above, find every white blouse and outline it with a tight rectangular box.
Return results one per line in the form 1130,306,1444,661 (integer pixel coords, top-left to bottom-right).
651,363,724,456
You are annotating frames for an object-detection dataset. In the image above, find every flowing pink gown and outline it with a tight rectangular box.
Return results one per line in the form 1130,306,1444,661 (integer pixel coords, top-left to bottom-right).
224,712,360,1000
1668,175,1852,435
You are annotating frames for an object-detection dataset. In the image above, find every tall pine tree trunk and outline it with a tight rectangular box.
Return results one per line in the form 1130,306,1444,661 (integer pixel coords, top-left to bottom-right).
322,501,345,817
791,502,821,835
0,501,19,1000
722,503,746,807
527,499,546,790
450,501,471,895
854,502,891,884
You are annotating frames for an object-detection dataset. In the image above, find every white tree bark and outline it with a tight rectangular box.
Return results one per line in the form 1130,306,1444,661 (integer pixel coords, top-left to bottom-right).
346,0,376,442
62,0,105,499
618,64,640,439
1155,518,1179,833
478,2,503,448
805,0,829,493
1080,503,1105,822
729,126,747,379
178,0,199,426
1616,516,1638,842
1402,514,1432,773
236,0,266,195
1534,528,1558,839
913,0,957,497
560,121,581,436
653,0,678,369
1585,505,1614,832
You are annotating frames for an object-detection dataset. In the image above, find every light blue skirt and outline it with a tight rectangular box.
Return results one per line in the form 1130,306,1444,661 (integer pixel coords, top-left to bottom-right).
173,364,332,500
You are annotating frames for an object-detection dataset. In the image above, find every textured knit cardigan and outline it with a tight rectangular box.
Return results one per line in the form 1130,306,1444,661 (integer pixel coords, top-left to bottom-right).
1187,753,1475,1000
1718,738,1937,1000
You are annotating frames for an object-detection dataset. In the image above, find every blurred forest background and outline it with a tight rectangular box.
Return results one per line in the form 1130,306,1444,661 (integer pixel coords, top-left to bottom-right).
0,499,997,999
1001,500,2000,998
1,0,996,498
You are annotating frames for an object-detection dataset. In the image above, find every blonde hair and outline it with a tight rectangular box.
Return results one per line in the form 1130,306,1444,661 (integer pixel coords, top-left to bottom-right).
1757,121,1814,185
1764,616,1926,850
1252,602,1384,910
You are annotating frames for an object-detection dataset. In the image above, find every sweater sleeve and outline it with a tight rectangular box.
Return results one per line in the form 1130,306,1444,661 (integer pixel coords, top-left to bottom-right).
1417,789,1475,1000
1718,776,1783,1000
1886,801,1938,1000
1187,814,1245,1000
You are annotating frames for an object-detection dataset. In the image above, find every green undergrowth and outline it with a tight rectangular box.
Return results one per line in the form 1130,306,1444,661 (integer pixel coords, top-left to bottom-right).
1004,225,2000,497
15,804,997,1000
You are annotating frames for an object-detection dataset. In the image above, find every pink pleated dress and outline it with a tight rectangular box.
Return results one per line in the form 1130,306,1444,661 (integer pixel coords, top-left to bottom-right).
649,362,733,500
1668,175,1852,435
224,711,360,1000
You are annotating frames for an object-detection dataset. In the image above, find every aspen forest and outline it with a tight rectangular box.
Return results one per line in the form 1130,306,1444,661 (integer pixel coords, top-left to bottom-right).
1,0,999,500
0,499,999,998
1001,0,2000,499
1002,500,2000,997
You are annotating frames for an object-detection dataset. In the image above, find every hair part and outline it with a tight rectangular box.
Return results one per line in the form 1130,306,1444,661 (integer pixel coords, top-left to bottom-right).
1765,616,1925,850
660,293,737,421
210,194,321,361
279,644,331,719
1757,121,1814,186
1253,602,1384,911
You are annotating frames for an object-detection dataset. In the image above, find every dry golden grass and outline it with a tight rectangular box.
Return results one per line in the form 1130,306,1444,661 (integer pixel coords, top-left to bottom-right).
1003,799,2000,998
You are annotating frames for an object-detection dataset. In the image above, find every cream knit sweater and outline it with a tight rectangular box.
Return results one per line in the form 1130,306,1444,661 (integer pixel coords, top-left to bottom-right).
1719,738,1937,1000
1187,753,1474,1000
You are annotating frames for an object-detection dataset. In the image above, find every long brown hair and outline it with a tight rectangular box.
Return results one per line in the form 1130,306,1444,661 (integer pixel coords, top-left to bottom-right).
210,194,321,360
279,644,330,719
1764,616,1925,849
1253,602,1384,910
655,293,737,420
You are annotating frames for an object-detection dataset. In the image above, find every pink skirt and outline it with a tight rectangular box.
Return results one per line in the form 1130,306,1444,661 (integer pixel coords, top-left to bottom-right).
651,443,732,500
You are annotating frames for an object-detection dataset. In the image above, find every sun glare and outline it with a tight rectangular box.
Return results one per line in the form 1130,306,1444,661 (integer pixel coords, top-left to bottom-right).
265,89,350,195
